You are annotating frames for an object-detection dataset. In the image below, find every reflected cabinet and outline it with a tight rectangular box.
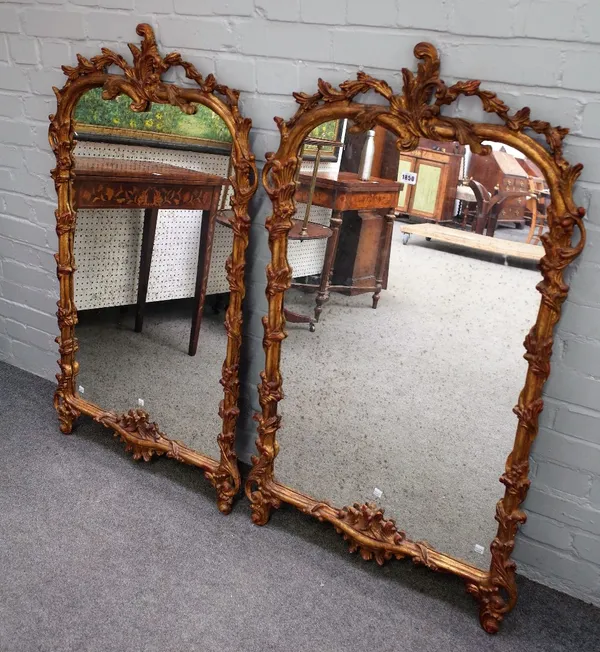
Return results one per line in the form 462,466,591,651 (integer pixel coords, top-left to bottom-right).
247,43,586,633
49,24,256,514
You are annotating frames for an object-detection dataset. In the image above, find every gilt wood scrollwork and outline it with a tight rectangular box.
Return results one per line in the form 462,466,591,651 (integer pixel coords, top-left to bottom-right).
49,24,257,514
246,43,586,632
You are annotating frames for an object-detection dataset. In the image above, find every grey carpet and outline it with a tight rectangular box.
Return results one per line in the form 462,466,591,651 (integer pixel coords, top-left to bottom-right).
1,362,599,652
281,222,540,568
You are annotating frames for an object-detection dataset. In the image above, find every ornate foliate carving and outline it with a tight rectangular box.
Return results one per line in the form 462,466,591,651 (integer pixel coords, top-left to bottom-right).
523,327,553,378
412,541,441,572
53,388,80,435
335,503,406,565
248,407,283,525
60,23,220,114
289,43,579,176
100,409,180,463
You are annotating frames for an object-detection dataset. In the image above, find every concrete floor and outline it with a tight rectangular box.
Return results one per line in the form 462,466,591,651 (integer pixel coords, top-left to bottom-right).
280,222,540,568
74,220,541,569
77,299,227,461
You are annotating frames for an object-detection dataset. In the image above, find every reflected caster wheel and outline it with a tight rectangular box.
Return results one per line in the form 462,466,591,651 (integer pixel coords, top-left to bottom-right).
309,322,316,333
402,233,410,245
426,237,432,241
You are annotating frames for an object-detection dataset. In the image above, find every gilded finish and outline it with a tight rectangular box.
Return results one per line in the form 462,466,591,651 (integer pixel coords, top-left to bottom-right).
246,43,586,632
98,408,190,463
49,24,257,514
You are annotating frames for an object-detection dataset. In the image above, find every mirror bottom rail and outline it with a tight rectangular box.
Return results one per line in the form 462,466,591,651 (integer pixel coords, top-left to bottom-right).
58,393,239,513
250,478,517,634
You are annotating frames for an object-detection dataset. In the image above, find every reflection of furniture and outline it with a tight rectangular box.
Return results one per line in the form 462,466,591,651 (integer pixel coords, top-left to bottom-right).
292,171,402,322
525,186,550,245
339,126,387,177
455,179,546,245
286,220,333,331
400,223,544,262
517,159,550,245
73,157,227,356
468,149,529,227
518,158,546,193
457,181,507,237
484,185,549,244
457,180,490,233
381,136,464,222
284,137,345,331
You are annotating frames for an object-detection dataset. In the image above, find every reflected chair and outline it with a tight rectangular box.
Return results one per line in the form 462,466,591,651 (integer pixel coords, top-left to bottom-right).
485,186,544,240
457,179,491,233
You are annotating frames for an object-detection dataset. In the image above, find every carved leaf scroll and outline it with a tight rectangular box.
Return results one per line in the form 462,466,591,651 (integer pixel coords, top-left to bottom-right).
335,503,406,565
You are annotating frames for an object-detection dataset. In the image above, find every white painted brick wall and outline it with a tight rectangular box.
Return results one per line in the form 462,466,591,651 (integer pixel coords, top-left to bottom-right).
1,0,599,606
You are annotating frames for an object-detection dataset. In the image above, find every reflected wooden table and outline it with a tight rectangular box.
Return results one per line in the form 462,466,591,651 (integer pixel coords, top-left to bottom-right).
73,157,228,356
292,171,402,327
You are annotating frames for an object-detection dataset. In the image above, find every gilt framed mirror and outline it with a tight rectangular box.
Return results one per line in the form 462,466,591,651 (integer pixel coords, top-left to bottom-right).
49,24,256,514
246,43,586,632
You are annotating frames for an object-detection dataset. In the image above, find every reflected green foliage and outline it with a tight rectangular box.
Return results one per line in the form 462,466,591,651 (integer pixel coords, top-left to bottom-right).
305,120,343,158
309,120,341,142
74,88,231,143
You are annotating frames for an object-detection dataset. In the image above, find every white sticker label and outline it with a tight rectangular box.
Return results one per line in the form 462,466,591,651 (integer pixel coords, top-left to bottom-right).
400,171,418,185
78,385,84,394
373,488,383,499
474,544,485,555
138,398,145,407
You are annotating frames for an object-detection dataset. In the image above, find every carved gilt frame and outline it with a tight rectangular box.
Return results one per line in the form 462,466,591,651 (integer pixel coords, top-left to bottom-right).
246,43,586,632
49,24,257,514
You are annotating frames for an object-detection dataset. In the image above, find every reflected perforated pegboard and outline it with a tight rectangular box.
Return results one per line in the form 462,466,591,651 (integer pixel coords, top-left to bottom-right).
288,203,330,279
74,141,233,310
288,156,342,279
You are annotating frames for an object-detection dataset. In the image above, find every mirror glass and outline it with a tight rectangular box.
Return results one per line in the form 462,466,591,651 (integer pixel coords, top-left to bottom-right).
72,88,235,459
280,123,548,568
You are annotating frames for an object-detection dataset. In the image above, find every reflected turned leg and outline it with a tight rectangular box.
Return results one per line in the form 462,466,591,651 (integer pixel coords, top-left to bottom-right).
474,213,486,235
486,213,499,237
372,209,395,309
135,208,159,333
314,210,342,323
525,198,538,244
189,191,219,356
532,216,545,245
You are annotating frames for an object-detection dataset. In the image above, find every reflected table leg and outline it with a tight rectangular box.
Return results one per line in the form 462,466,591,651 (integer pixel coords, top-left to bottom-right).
314,210,342,323
135,207,159,334
189,190,220,356
372,209,395,309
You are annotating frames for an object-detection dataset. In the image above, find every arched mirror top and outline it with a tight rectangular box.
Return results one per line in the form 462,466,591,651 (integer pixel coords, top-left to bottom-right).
263,42,585,257
49,23,256,208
